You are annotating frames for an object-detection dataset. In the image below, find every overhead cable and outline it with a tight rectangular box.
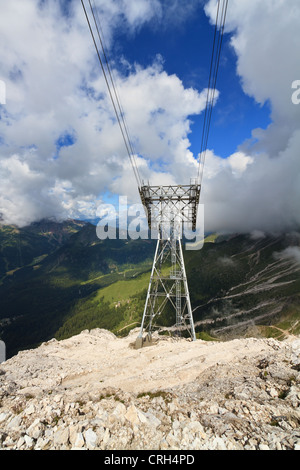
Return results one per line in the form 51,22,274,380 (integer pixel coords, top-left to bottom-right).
197,0,228,183
81,0,142,188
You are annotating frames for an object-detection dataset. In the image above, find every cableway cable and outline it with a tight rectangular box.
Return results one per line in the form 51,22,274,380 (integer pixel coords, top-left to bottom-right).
89,0,141,187
90,0,141,185
197,0,228,183
81,0,142,188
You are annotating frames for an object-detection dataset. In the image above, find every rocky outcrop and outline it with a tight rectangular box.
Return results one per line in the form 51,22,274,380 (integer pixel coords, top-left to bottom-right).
0,329,299,450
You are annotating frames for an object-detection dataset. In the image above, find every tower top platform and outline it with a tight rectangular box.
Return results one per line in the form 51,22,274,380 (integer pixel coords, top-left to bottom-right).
139,179,201,232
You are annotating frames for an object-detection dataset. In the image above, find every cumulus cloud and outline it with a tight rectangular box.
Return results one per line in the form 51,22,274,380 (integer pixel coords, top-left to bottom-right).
274,246,300,266
0,0,299,235
202,0,300,234
0,0,208,226
218,255,235,267
250,230,266,240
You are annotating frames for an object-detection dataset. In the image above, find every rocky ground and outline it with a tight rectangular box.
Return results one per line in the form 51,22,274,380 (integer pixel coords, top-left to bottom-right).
0,328,299,450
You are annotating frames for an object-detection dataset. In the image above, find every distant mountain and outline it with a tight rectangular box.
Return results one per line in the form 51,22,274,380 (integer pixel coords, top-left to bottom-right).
0,219,299,358
0,219,86,281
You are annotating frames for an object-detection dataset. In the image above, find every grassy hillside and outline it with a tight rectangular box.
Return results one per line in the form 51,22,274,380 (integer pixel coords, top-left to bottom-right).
0,221,156,357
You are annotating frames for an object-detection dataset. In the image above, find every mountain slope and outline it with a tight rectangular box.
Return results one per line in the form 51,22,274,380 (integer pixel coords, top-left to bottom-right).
186,233,300,340
0,221,155,357
0,219,86,282
0,219,299,357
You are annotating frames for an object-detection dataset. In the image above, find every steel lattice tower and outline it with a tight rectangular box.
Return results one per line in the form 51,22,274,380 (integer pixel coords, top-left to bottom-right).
82,0,228,347
136,180,201,345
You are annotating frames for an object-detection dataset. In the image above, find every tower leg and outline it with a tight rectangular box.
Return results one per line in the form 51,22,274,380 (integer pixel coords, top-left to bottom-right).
138,237,160,339
138,235,196,342
179,238,196,341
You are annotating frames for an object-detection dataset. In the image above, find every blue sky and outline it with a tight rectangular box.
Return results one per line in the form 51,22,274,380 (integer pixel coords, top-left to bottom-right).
111,5,271,160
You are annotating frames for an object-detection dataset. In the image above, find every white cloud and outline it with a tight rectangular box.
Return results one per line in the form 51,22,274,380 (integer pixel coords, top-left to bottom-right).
274,246,300,265
201,0,300,234
1,0,299,235
227,152,254,176
0,0,210,226
202,128,300,233
250,230,266,240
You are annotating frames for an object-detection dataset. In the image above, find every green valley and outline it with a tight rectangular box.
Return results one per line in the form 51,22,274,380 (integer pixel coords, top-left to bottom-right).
0,219,299,358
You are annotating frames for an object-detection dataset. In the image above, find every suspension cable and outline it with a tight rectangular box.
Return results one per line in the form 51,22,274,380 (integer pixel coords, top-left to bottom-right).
81,0,142,188
197,0,228,183
90,0,141,184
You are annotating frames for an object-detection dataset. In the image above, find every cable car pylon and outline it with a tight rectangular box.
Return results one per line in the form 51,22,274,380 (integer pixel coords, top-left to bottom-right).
135,180,200,347
82,0,228,347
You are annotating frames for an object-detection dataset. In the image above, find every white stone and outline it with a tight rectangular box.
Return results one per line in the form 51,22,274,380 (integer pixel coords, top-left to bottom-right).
74,432,85,448
69,425,79,447
84,429,98,449
259,444,269,450
24,404,35,415
35,437,50,450
210,404,218,414
7,414,22,430
125,405,140,425
136,408,148,424
24,435,34,448
145,411,161,428
27,418,42,439
53,426,69,447
102,428,110,446
212,437,227,450
268,387,278,398
0,412,8,423
166,432,180,448
113,402,126,416
16,436,25,449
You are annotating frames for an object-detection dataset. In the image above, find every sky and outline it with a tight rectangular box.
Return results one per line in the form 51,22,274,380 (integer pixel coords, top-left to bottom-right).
0,0,299,234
